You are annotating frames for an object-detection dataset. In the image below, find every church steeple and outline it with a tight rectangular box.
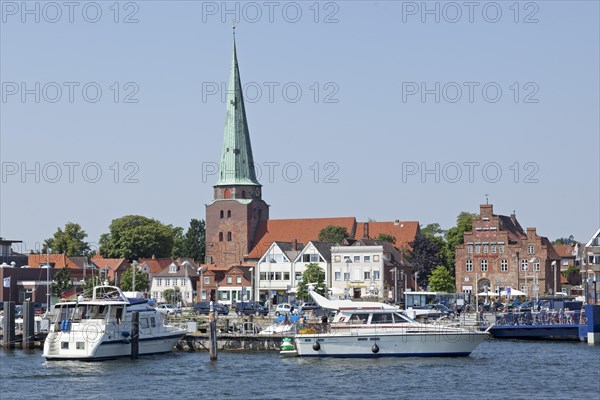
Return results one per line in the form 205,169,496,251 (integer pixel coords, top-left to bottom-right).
216,36,260,187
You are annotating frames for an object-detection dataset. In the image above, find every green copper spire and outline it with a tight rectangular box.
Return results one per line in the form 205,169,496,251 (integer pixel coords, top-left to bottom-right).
216,37,260,187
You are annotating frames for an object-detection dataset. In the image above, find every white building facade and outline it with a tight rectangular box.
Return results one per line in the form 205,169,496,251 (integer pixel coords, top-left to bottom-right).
331,245,385,300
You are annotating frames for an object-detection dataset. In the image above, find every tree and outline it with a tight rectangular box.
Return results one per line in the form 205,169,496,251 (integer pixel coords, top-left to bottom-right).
170,226,186,258
552,237,579,245
428,265,455,292
421,223,445,239
162,287,180,304
318,225,350,243
562,265,582,286
118,265,150,292
183,219,206,262
99,215,175,259
43,222,91,257
296,263,326,300
50,268,73,297
407,233,442,288
376,233,396,244
443,212,475,274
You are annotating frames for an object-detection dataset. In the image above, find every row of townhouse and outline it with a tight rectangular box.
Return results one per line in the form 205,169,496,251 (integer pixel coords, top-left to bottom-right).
254,239,413,305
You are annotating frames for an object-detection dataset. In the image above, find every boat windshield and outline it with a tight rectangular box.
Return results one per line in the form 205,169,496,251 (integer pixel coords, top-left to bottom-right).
53,304,109,322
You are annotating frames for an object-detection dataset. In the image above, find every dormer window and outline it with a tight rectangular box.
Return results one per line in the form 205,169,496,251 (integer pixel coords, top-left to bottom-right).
169,263,177,273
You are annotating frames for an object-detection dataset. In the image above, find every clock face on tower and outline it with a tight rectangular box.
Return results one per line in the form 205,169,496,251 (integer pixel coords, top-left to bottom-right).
255,188,260,196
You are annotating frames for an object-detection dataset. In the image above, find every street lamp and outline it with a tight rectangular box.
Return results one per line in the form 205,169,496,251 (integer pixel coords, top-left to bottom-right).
551,260,557,295
249,267,254,302
414,272,418,292
391,268,398,304
132,260,138,292
46,247,51,310
400,270,407,305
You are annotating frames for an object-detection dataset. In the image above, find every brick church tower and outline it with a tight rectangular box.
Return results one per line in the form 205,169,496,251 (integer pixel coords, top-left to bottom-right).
205,38,269,266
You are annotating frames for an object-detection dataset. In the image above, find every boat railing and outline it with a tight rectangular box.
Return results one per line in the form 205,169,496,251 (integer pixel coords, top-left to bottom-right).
493,310,586,326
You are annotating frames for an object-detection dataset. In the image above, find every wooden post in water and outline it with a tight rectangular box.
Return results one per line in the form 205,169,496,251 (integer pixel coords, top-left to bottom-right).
22,301,35,350
131,311,139,359
2,302,15,349
209,302,218,360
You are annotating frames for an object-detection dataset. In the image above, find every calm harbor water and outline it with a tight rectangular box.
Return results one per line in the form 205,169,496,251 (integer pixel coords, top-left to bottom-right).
1,340,599,400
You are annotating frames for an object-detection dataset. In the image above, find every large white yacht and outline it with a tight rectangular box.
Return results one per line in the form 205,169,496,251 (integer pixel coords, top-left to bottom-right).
43,285,186,360
291,292,488,358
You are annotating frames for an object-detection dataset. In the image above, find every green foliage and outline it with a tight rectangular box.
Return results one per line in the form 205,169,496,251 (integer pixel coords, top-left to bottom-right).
318,225,350,243
427,265,455,292
50,268,73,297
407,233,443,288
552,237,580,246
118,265,150,292
296,263,326,300
170,226,186,258
442,212,475,274
99,215,175,259
376,233,396,244
43,222,92,257
562,265,581,286
421,223,445,239
183,219,206,262
162,287,180,304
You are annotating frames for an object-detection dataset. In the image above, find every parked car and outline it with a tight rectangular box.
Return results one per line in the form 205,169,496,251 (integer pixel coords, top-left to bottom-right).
275,303,298,316
235,301,269,316
194,301,229,316
156,304,179,315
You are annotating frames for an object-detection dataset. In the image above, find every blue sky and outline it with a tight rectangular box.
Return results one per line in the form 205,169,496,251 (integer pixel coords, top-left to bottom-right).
1,1,599,253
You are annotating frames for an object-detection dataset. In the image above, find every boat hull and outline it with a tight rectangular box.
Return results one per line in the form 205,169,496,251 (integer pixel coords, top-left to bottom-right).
488,324,581,341
294,331,488,357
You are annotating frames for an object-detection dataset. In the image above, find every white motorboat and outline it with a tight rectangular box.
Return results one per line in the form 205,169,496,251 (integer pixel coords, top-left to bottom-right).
43,285,186,360
291,292,488,358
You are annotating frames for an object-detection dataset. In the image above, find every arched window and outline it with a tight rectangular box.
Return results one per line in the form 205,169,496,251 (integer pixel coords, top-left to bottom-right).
220,210,224,219
219,232,223,242
224,188,231,199
242,190,246,198
227,232,232,241
227,210,231,218
258,209,263,220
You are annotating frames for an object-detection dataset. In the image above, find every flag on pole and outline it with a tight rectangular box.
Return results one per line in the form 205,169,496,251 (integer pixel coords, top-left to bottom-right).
3,277,10,288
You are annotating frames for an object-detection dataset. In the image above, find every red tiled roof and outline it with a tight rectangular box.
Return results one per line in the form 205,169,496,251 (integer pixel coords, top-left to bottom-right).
91,255,128,271
247,217,357,259
356,221,419,248
554,244,575,258
138,258,171,275
28,254,70,269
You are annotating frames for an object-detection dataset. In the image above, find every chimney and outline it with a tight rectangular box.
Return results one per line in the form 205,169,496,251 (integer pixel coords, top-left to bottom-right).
510,210,517,225
292,238,298,251
363,223,369,239
526,227,537,237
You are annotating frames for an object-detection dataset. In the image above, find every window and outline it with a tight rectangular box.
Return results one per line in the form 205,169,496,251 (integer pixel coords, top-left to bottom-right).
491,245,497,254
227,232,232,241
373,270,380,280
220,210,224,219
353,255,360,262
61,342,69,349
483,245,488,254
364,271,371,280
364,255,371,262
283,272,290,280
468,245,473,254
501,259,508,272
335,271,341,281
259,272,267,280
227,276,232,284
480,259,488,272
295,272,302,281
157,278,162,286
274,272,282,280
165,279,171,286
562,258,568,266
242,190,246,198
343,272,350,281
204,276,210,284
527,245,535,254
310,254,321,262
227,210,231,218
219,232,223,242
76,342,85,350
533,260,540,271
521,259,528,271
236,276,242,284
343,256,351,262
475,245,481,254
466,259,473,272
499,245,505,253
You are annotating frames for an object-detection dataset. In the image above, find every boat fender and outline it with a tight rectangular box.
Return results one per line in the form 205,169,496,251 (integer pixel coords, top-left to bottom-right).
312,342,321,351
121,331,131,343
372,344,379,354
